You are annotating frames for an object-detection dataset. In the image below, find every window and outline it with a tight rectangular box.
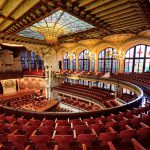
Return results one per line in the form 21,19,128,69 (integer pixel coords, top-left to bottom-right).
79,50,90,71
125,45,150,73
21,50,29,70
30,51,36,70
64,52,70,70
72,52,76,71
98,48,118,73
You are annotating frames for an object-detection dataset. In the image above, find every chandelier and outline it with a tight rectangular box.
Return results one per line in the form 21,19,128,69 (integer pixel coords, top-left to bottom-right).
18,10,94,44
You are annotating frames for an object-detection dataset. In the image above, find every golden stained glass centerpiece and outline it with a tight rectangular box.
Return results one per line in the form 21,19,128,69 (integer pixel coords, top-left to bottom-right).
18,10,94,44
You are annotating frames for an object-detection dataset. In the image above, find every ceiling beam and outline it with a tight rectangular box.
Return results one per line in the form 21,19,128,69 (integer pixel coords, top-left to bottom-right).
0,14,15,21
90,0,129,13
95,4,132,17
0,0,8,10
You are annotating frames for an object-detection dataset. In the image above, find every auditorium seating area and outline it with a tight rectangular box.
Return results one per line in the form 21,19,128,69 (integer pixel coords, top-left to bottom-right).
111,72,150,97
0,103,149,150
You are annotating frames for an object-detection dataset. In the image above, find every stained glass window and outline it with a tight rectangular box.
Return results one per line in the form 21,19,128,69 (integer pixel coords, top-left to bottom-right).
64,52,70,70
30,51,36,70
125,45,150,73
79,50,90,71
98,48,118,73
72,52,76,71
21,50,28,70
18,10,94,40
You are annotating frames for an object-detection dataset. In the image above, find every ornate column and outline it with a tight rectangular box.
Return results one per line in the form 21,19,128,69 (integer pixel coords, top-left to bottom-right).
45,65,53,101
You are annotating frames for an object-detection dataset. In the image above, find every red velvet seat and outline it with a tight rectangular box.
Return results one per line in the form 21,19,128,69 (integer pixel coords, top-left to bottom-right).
29,119,41,126
99,132,118,146
8,132,26,150
38,126,54,135
120,129,137,144
30,134,50,150
42,119,55,126
56,120,69,126
89,123,104,135
54,135,74,150
22,125,37,138
74,125,91,135
55,126,72,135
77,134,99,149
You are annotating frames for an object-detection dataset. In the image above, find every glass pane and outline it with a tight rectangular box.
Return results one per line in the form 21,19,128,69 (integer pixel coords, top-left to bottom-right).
135,45,145,58
129,48,134,58
105,59,111,72
144,59,150,72
146,46,150,57
91,59,95,71
98,60,104,71
134,59,144,73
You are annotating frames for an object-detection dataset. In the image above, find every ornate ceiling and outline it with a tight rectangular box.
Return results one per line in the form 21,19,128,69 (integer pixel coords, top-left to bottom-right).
0,0,150,45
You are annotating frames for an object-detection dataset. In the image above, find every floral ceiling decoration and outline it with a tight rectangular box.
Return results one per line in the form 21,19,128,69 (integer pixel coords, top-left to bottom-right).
18,10,94,44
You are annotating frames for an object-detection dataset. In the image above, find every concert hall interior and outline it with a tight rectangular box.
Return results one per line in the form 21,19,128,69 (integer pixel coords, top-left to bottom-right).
0,0,150,150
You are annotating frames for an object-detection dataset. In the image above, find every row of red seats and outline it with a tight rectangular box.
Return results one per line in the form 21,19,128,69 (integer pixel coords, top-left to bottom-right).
53,83,115,105
0,103,149,150
111,72,150,97
61,98,101,111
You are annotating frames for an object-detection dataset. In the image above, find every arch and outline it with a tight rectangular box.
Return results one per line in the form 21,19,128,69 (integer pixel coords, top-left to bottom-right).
93,41,117,56
121,37,150,54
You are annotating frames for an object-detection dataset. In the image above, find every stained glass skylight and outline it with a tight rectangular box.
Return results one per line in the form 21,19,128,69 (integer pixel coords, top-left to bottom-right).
18,10,94,44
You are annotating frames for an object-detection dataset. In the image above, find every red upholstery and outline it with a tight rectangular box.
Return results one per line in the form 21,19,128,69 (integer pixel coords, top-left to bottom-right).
54,135,74,150
31,135,50,150
77,134,98,149
8,134,26,150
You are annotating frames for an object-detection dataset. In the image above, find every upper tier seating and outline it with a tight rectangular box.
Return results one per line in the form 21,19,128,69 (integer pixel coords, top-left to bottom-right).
53,83,137,108
111,72,150,97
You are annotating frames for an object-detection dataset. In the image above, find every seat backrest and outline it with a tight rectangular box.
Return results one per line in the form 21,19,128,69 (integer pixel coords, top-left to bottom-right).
138,127,150,141
42,119,55,126
54,135,74,150
77,134,97,148
120,129,136,144
99,132,118,146
38,126,54,135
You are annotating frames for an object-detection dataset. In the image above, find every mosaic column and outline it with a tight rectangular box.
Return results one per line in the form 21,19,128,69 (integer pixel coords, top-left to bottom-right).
45,65,53,101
